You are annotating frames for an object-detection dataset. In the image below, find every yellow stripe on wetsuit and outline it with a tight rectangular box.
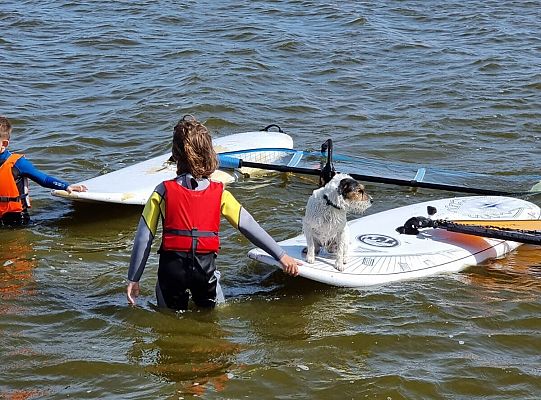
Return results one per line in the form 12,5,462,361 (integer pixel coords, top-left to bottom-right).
220,189,242,230
141,190,165,236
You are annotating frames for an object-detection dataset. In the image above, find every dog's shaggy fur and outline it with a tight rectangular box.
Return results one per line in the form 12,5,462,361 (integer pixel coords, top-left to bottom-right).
303,173,372,271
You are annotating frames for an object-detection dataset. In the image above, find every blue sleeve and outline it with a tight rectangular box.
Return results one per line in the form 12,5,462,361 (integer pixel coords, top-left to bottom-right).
14,157,70,190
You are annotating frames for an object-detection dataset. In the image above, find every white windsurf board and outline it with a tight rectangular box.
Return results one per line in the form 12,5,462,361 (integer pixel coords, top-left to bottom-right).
248,196,541,286
51,130,293,205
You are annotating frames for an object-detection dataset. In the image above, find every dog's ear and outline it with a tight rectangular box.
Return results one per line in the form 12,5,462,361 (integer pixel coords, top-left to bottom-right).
337,178,359,196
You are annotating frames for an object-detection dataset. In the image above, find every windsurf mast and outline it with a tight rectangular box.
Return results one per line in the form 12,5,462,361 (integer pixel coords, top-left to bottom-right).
319,139,336,186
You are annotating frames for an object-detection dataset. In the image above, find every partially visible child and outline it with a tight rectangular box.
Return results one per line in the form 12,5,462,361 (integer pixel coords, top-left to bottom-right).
0,116,87,226
127,115,301,310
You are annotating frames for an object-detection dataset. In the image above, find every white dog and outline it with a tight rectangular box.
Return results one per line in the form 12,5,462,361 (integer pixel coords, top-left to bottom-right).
303,173,372,271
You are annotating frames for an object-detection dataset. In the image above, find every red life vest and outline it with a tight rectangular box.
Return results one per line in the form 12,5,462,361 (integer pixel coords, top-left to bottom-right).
0,153,24,217
161,179,223,253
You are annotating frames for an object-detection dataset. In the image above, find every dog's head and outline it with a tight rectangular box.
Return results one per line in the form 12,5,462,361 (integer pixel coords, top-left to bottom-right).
330,174,372,214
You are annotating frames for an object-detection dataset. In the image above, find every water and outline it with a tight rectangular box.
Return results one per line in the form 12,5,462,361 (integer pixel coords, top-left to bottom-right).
1,1,540,398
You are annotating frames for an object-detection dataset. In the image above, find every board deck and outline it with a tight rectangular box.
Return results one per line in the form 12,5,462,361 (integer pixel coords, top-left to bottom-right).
248,196,541,286
51,130,293,205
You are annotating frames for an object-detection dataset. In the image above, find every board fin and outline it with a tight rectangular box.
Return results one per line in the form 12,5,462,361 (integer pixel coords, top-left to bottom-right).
530,181,541,193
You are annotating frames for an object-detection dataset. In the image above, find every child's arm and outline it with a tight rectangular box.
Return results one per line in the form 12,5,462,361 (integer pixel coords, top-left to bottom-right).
221,190,300,275
127,184,165,304
128,186,164,281
14,156,86,192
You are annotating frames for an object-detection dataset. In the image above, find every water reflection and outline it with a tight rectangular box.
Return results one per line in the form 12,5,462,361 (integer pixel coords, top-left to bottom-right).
0,228,46,400
459,244,541,297
126,308,241,396
0,228,37,304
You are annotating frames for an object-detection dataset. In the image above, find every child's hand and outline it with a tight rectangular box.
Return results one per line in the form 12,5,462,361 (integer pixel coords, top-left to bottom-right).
279,254,301,276
66,184,88,193
127,281,140,305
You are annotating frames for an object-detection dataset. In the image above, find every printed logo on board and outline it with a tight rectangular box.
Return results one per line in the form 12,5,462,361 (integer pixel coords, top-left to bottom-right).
357,234,399,248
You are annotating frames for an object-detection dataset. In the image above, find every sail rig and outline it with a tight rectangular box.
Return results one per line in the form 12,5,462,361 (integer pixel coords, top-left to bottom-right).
218,143,541,196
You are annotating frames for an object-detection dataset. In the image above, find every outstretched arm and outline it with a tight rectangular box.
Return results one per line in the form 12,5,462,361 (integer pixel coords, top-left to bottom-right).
220,190,300,276
15,156,87,192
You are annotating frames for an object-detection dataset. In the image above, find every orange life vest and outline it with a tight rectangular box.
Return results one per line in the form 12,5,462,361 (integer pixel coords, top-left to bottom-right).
161,179,223,253
0,153,25,217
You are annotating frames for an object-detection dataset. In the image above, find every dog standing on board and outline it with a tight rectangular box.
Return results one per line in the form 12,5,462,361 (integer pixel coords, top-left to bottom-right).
303,173,372,271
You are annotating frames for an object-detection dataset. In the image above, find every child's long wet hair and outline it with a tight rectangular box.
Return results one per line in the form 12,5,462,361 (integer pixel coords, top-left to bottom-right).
172,115,218,178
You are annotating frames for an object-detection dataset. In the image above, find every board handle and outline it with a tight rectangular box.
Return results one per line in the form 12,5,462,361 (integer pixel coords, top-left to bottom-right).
262,124,283,133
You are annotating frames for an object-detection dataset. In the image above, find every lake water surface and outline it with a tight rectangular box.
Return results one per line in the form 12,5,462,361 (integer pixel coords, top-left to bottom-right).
1,1,540,399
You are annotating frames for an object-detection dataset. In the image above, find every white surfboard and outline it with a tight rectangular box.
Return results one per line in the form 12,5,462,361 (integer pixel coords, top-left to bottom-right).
51,130,293,205
248,196,541,286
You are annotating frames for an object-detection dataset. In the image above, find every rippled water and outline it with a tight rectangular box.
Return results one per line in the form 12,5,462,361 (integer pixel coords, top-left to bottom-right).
1,1,540,399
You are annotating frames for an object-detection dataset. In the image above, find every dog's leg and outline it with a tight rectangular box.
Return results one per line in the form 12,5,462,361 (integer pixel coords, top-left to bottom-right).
303,221,316,264
334,225,349,271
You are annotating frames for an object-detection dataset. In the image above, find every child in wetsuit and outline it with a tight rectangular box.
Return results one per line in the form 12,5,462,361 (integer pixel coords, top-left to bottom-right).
0,116,87,226
126,115,300,310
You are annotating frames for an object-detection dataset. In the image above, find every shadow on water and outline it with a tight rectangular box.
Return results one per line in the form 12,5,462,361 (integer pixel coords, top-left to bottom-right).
30,200,143,246
56,201,142,227
22,194,142,234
